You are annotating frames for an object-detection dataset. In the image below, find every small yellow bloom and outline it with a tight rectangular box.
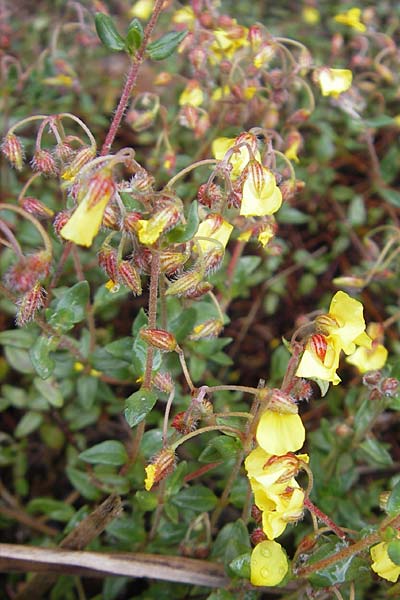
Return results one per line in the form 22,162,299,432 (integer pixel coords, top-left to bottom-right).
195,213,233,254
318,68,353,97
347,322,388,373
179,81,204,107
334,8,366,32
172,6,195,28
258,223,275,247
130,0,153,20
302,6,320,25
42,75,74,87
241,162,282,217
74,362,85,372
144,464,156,491
105,279,120,293
250,540,288,586
253,45,274,69
60,172,115,247
211,85,231,101
209,24,249,64
212,134,261,180
370,542,400,582
261,484,305,539
318,291,371,355
296,335,342,384
256,411,305,455
244,86,257,100
245,446,308,489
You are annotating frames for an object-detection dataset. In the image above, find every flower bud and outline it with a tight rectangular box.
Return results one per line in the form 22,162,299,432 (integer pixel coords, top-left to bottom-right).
171,410,199,434
123,211,142,233
117,260,142,295
159,250,189,275
362,371,382,386
98,245,118,282
102,204,120,230
54,139,74,161
153,371,174,393
16,282,46,326
197,183,223,209
137,204,181,246
20,197,54,218
251,528,267,545
165,270,203,297
61,146,96,182
266,388,299,414
134,247,152,274
251,505,263,524
5,252,51,293
140,328,177,352
53,211,71,238
189,319,223,341
31,149,58,176
1,133,24,170
380,378,399,397
144,448,176,491
183,280,213,299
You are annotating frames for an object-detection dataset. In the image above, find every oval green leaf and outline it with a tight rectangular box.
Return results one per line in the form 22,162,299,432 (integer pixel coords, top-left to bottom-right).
95,13,126,52
124,389,158,427
79,440,128,466
147,30,188,61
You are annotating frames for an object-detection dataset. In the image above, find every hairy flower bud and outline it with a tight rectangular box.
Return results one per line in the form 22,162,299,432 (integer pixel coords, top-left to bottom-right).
53,211,71,238
31,149,58,176
251,528,267,545
184,280,213,299
153,371,174,393
165,270,203,297
1,133,24,170
20,197,54,218
144,448,176,491
16,282,46,326
265,388,299,414
102,204,120,230
159,250,189,275
140,328,177,352
5,252,51,293
380,378,399,397
171,410,199,435
189,319,223,341
123,211,142,233
98,245,118,282
117,260,142,295
197,183,223,209
61,146,96,182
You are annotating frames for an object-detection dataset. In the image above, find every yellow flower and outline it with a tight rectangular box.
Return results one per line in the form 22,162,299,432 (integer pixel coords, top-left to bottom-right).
241,162,282,217
296,333,342,385
245,446,308,489
144,464,156,491
318,68,353,97
250,540,288,586
317,291,371,355
347,322,388,373
370,542,400,582
212,134,261,180
334,8,366,32
194,213,233,254
60,171,115,247
302,6,320,25
256,411,305,455
209,24,249,64
130,0,153,20
172,6,195,28
211,85,230,101
179,81,204,107
261,484,305,539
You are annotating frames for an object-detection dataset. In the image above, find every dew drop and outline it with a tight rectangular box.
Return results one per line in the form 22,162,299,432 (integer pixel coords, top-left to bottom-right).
260,547,271,558
261,567,270,578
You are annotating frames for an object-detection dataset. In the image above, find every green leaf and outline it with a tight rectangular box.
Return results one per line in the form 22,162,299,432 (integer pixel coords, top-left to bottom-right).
170,485,217,512
66,467,102,500
199,436,241,463
363,115,394,128
29,336,56,379
34,377,63,408
15,411,43,438
104,337,133,361
126,18,144,53
379,187,400,208
147,30,188,60
307,539,369,587
27,497,75,522
0,329,35,349
124,389,158,427
211,519,250,577
229,552,251,579
166,201,199,243
77,375,99,410
358,438,393,467
95,13,126,51
278,205,310,224
54,281,90,324
4,347,35,374
79,440,128,466
388,539,400,566
135,490,158,511
387,481,400,516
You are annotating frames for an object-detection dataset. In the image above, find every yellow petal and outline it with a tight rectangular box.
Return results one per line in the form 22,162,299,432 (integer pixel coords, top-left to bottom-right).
144,464,156,491
318,68,353,97
256,411,305,455
195,214,233,253
370,542,400,583
250,541,288,586
296,337,341,385
241,167,282,217
60,195,110,247
334,8,366,32
346,344,388,374
130,0,153,20
328,291,368,354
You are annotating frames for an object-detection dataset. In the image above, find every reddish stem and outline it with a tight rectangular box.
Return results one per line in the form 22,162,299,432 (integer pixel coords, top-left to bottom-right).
304,497,348,541
100,0,165,156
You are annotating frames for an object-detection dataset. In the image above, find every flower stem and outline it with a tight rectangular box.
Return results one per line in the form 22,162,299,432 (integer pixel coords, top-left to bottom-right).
100,0,166,156
165,159,218,189
0,203,52,256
